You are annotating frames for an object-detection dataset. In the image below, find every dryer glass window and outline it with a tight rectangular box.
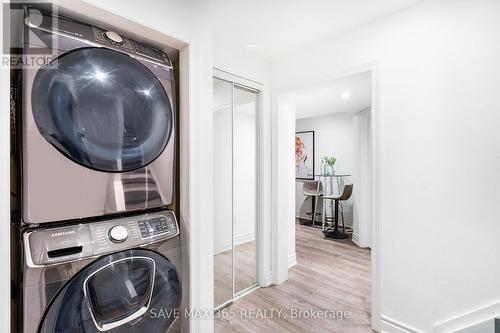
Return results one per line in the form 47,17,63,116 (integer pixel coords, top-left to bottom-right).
31,47,173,172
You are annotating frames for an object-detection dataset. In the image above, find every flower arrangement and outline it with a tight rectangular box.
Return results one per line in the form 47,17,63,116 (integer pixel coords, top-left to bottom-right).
321,156,336,175
322,156,336,167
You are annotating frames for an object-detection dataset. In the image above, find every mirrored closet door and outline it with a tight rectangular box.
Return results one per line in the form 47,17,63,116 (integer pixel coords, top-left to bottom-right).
213,75,259,309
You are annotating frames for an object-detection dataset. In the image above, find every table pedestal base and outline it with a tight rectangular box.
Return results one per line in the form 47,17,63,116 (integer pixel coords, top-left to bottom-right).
323,228,349,240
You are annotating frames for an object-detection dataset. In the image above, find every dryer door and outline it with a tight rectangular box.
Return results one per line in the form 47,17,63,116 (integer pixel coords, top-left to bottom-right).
38,249,181,332
31,47,173,173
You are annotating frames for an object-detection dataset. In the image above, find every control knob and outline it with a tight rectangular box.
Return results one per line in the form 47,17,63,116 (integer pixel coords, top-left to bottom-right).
108,225,128,243
104,31,124,45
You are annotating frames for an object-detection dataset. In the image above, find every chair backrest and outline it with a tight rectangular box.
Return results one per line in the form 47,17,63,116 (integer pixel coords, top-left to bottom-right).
302,180,323,195
337,184,353,201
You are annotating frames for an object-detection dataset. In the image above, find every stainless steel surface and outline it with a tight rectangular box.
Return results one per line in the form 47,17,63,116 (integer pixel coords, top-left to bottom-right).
21,9,177,224
24,210,178,267
22,210,182,333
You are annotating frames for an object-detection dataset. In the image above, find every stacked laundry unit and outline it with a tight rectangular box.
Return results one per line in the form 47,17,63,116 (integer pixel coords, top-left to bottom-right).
13,6,182,333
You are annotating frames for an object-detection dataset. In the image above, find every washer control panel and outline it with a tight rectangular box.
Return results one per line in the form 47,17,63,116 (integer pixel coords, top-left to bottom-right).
138,216,177,238
25,211,179,267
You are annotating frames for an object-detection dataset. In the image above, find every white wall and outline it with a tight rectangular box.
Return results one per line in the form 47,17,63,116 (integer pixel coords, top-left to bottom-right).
272,0,500,332
295,113,355,224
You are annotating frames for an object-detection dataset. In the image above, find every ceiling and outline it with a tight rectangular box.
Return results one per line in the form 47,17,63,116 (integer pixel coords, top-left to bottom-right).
295,71,371,119
197,0,422,59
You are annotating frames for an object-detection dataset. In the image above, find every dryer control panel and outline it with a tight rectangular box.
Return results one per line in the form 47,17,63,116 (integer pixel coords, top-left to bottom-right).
91,27,172,67
25,211,179,267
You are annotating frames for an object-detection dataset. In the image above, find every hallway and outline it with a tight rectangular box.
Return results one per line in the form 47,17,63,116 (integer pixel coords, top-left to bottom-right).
215,223,372,333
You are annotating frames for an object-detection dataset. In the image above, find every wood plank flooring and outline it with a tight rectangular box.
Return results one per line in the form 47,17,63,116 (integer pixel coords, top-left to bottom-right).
214,222,372,333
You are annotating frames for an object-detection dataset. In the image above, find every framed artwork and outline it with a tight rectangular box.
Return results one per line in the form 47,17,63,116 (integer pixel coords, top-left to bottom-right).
295,131,315,180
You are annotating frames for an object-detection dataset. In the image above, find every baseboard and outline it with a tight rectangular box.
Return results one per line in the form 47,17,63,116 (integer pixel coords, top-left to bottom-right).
352,233,360,246
434,300,500,333
214,232,255,254
263,271,273,287
381,316,425,333
288,253,297,268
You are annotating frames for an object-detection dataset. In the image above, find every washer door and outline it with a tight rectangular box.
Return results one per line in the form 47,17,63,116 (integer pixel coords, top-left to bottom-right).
39,249,181,332
31,47,173,173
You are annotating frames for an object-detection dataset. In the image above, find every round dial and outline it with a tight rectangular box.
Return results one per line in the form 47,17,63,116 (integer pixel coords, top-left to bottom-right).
108,225,128,243
104,31,124,44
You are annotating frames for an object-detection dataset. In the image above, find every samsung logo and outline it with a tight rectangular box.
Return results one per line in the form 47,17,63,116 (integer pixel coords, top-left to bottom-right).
51,230,76,237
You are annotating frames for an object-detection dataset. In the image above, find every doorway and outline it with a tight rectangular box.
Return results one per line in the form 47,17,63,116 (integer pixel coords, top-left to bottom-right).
273,66,381,330
294,72,372,247
212,73,260,309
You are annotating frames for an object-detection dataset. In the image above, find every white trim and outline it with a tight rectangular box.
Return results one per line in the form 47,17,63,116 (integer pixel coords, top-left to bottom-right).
213,67,264,90
434,301,500,333
288,254,297,268
381,316,426,333
272,62,382,332
371,62,383,332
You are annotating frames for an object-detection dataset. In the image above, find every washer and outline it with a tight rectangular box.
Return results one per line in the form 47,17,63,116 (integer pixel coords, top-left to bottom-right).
22,210,182,333
20,8,177,224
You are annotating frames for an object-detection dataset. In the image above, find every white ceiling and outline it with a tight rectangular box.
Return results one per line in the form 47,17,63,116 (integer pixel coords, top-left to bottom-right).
197,0,422,59
295,71,371,119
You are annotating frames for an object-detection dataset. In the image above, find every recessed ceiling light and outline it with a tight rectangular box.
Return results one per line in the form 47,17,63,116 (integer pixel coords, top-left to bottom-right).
341,91,350,99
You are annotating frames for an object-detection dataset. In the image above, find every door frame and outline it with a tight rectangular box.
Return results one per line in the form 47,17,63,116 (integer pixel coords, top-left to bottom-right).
212,68,264,308
271,62,382,331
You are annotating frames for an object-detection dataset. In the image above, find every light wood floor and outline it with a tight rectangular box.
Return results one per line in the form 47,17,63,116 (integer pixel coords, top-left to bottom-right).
214,241,257,307
214,222,372,333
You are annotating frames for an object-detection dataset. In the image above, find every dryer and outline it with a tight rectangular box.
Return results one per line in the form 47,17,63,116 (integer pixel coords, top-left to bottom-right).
20,8,177,224
22,210,182,333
